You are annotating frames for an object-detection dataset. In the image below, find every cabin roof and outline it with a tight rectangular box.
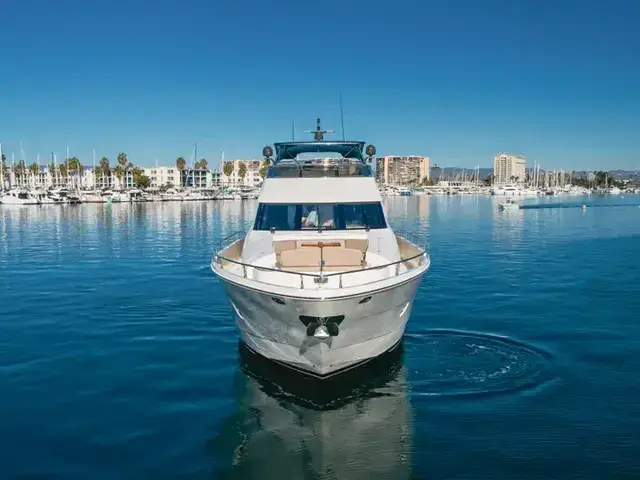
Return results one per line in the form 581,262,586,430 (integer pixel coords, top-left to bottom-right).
274,141,366,163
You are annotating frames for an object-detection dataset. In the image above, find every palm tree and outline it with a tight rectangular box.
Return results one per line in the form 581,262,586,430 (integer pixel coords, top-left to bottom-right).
116,153,129,187
117,153,129,168
222,161,233,177
238,162,247,181
198,158,208,170
28,163,39,187
99,157,110,187
176,157,186,170
100,156,110,173
58,163,68,179
113,165,124,185
259,159,270,178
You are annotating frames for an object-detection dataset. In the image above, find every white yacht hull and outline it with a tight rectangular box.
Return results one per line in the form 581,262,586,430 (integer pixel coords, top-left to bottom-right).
0,196,39,205
219,275,423,377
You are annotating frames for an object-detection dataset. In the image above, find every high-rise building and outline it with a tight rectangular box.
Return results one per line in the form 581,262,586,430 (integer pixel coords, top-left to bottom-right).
493,153,526,184
375,156,430,185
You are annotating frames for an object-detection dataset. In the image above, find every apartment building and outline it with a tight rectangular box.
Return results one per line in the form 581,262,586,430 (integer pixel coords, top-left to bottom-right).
221,160,262,187
143,166,180,188
375,156,430,185
493,153,526,184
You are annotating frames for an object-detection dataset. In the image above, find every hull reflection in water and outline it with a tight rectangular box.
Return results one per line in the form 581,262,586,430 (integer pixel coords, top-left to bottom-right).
211,341,413,479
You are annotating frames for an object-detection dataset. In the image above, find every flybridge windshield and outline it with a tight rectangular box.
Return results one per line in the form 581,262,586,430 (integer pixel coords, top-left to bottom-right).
253,202,387,231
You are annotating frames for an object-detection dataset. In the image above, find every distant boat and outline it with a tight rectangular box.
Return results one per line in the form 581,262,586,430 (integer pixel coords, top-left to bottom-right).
498,198,520,210
0,189,40,205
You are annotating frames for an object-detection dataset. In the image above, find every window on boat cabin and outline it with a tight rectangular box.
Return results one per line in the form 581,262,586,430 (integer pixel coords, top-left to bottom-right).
253,203,387,231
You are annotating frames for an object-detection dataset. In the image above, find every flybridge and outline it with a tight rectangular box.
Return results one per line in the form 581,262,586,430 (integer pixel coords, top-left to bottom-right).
262,118,377,178
274,141,367,163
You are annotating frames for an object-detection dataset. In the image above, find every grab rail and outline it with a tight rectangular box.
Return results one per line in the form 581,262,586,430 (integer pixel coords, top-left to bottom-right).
211,230,430,290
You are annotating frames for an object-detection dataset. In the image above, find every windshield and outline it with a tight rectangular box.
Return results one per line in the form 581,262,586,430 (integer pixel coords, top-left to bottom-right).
253,202,387,231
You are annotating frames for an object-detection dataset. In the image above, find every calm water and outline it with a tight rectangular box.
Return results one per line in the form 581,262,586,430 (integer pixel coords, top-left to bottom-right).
2,195,640,479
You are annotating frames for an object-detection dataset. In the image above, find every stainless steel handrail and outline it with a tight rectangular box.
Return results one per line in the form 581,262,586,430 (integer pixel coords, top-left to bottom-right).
211,230,430,289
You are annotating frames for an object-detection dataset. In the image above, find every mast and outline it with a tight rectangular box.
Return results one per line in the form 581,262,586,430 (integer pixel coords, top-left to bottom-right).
192,143,197,188
0,142,4,192
339,93,345,141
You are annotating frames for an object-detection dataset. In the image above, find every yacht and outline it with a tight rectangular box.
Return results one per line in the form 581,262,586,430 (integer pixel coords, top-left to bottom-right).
49,188,82,204
0,189,40,205
211,120,431,377
498,198,520,210
491,183,522,196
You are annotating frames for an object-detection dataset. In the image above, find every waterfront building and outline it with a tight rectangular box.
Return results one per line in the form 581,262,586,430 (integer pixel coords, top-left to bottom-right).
180,168,210,188
493,153,526,184
143,166,180,188
375,156,430,185
221,160,263,187
209,170,222,187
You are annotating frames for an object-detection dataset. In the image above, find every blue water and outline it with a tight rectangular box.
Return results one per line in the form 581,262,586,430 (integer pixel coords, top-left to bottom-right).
1,195,640,479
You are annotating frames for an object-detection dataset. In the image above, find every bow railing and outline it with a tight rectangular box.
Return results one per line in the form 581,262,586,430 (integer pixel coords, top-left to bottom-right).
211,230,430,290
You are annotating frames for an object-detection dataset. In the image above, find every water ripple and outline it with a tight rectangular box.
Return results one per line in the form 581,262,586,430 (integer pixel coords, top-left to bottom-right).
405,329,554,398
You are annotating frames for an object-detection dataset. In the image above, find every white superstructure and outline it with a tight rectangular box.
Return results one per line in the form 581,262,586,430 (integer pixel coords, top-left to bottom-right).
211,119,430,378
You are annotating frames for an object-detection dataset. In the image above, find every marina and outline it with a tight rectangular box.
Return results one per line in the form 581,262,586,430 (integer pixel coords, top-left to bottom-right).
0,181,636,206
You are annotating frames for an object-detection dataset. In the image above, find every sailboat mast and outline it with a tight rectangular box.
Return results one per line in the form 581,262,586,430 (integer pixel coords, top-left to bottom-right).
192,143,197,188
339,93,345,141
93,149,96,190
0,142,4,192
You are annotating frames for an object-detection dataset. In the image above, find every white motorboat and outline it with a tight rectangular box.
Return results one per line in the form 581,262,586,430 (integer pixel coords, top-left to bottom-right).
498,198,520,210
49,188,82,204
31,190,60,204
211,119,431,378
0,189,40,205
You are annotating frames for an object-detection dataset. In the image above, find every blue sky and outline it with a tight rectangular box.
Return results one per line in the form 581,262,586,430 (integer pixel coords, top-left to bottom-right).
1,0,639,170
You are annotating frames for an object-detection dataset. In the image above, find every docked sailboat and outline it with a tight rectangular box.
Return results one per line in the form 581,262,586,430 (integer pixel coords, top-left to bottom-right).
211,120,431,377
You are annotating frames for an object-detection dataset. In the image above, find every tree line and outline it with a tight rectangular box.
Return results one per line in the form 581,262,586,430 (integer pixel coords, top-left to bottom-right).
2,152,274,188
0,152,152,188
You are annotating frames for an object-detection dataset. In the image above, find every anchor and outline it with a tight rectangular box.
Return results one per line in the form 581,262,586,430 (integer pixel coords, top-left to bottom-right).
298,315,344,355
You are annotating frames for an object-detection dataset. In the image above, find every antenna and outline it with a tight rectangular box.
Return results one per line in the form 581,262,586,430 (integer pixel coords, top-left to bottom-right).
339,93,345,141
292,120,295,141
304,118,334,141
